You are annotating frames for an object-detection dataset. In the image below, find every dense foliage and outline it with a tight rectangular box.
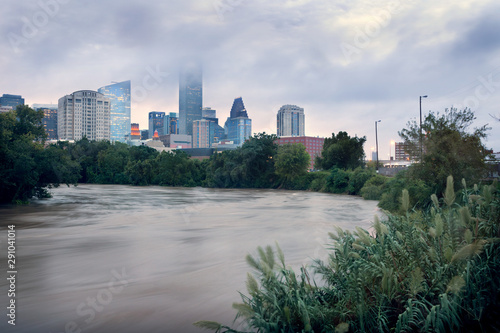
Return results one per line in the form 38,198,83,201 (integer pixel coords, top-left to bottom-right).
204,133,278,188
274,143,310,186
195,177,500,332
316,131,366,170
1,106,495,215
359,107,494,212
399,107,491,195
0,106,79,203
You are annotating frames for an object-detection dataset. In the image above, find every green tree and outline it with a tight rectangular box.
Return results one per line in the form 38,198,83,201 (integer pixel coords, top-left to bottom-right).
399,107,491,194
316,131,366,170
274,143,310,186
153,150,201,187
0,106,77,203
205,133,278,188
67,138,111,183
95,142,130,184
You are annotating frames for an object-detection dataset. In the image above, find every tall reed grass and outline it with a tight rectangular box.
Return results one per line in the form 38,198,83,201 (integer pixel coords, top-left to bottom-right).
195,176,499,332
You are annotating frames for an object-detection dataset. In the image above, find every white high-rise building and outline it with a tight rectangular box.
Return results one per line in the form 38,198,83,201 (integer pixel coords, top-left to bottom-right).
277,104,305,137
58,90,110,141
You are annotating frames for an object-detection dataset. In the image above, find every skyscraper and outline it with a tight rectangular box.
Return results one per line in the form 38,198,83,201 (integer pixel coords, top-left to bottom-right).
149,111,165,138
179,62,202,136
0,94,24,108
224,97,252,146
200,107,225,146
163,112,179,135
58,90,110,141
130,123,141,140
193,119,211,148
98,80,131,143
277,104,305,137
33,104,58,140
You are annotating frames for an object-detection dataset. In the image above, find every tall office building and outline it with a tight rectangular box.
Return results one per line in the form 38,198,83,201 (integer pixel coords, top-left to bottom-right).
58,90,110,141
98,80,131,143
202,107,216,119
193,119,211,148
277,104,305,137
199,107,225,146
149,111,165,138
0,94,24,108
395,142,411,161
224,97,252,146
130,123,141,140
33,104,58,140
163,112,179,135
179,62,202,136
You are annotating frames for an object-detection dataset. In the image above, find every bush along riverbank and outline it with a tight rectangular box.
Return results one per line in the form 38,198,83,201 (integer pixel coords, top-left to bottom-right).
195,176,500,332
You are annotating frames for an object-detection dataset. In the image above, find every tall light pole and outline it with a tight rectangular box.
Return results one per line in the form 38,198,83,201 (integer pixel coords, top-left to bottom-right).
390,140,395,167
419,95,428,163
375,120,381,172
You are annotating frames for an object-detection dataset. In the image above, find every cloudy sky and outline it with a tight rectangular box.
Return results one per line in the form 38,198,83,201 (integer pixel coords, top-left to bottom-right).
1,0,500,158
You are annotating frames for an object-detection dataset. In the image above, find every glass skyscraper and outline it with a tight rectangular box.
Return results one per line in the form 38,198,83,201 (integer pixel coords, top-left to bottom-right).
224,97,252,146
98,80,131,143
149,111,165,138
0,94,24,108
179,63,202,137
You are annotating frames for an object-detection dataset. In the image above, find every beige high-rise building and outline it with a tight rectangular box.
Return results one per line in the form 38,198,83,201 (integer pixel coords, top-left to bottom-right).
277,104,305,137
58,90,110,141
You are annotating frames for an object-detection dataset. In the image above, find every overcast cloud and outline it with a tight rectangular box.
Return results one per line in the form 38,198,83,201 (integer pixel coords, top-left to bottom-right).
1,0,499,158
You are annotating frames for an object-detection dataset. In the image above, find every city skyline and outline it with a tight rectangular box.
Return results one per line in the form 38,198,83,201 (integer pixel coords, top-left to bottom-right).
1,0,499,159
98,80,131,143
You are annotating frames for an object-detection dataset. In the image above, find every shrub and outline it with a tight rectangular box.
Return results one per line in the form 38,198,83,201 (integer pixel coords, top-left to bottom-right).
360,185,383,200
308,171,329,192
360,174,388,200
325,168,351,194
197,177,500,332
347,167,374,195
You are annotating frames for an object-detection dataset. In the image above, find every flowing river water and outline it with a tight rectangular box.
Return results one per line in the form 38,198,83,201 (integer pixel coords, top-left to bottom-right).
0,185,380,333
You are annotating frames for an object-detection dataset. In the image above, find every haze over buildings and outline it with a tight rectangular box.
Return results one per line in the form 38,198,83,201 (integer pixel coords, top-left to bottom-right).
1,1,499,156
179,62,203,137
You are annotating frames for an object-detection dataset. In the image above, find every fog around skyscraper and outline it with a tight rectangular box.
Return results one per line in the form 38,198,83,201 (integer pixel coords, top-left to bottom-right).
179,62,203,137
1,0,499,156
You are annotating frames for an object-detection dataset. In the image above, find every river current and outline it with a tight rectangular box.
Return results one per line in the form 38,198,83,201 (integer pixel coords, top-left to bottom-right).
0,184,379,332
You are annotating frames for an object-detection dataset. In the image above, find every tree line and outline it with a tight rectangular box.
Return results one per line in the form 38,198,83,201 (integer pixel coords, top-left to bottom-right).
0,105,494,213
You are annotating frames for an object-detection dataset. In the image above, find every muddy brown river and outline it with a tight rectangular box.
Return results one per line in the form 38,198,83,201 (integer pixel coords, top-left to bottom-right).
0,184,379,332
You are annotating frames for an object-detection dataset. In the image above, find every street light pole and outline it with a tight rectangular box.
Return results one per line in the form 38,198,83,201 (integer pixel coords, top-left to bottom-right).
375,120,381,172
419,95,428,163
